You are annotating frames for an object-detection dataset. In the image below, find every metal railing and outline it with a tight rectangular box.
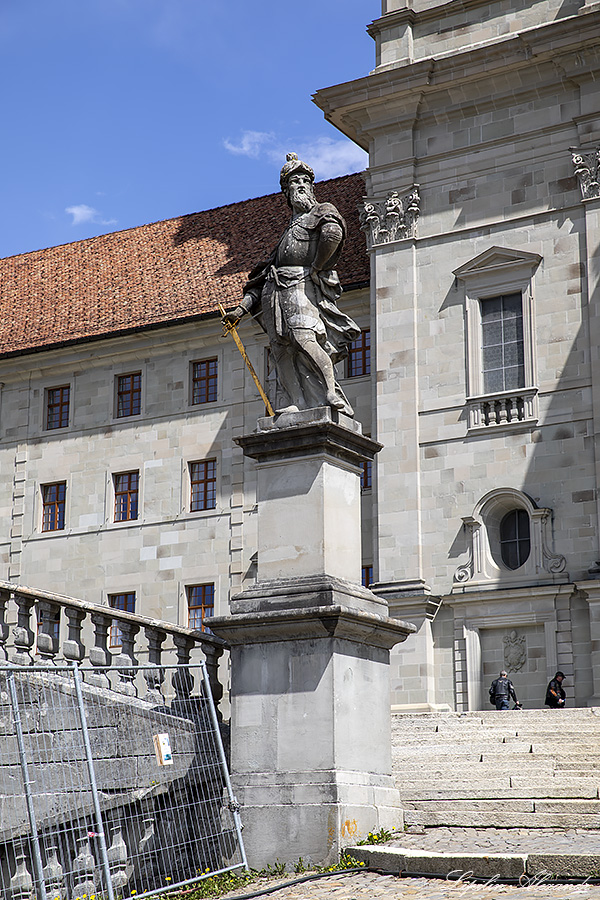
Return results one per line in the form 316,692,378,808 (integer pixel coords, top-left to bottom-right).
0,661,246,900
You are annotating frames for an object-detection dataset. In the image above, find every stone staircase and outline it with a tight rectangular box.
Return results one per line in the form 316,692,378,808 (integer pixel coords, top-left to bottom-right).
392,708,600,828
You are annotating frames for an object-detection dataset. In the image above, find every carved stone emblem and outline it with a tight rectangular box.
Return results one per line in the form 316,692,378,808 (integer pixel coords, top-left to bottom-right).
359,186,420,248
570,147,600,201
503,629,526,672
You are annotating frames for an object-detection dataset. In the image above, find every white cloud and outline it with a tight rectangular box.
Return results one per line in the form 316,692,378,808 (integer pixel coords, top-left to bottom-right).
223,131,275,159
223,131,367,180
65,204,117,227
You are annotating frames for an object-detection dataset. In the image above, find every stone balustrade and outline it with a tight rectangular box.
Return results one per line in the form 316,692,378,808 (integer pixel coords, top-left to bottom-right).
467,387,538,430
0,579,228,713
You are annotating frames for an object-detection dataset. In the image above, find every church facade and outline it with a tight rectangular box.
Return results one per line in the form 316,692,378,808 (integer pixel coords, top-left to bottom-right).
315,0,600,710
2,0,600,710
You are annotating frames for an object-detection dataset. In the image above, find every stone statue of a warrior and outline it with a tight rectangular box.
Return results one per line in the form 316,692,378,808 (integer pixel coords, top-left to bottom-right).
224,153,361,416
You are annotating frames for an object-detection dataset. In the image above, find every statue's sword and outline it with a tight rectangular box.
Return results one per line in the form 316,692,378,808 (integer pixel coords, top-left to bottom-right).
218,303,275,416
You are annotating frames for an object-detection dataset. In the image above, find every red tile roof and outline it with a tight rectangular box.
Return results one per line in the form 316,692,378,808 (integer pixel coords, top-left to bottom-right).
0,173,368,359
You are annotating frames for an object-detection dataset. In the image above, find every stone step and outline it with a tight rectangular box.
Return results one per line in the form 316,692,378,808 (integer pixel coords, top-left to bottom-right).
403,808,600,828
402,799,600,813
349,844,600,879
397,781,600,800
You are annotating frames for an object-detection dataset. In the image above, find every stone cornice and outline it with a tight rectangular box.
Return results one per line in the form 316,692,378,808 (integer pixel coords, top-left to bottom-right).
235,413,382,468
313,11,600,145
210,604,416,649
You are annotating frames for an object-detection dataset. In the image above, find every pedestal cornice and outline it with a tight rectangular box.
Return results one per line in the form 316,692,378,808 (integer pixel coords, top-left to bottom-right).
236,409,382,468
210,604,415,650
230,574,389,617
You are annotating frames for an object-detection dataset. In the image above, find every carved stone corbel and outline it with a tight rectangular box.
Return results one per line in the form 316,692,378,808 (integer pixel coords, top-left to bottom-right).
454,516,480,584
359,185,420,249
570,146,600,201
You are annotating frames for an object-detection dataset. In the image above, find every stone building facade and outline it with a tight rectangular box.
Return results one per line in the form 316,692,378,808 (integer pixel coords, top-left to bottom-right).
3,0,600,711
315,0,600,710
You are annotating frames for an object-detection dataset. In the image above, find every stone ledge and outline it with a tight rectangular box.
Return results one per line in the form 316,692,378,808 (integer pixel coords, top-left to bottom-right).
235,408,382,467
351,843,600,878
231,574,389,616
210,604,415,649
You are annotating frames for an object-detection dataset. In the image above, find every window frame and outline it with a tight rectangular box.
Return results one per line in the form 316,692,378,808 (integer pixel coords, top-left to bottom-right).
454,488,567,589
190,357,218,406
113,470,140,522
346,329,371,378
186,583,215,632
45,385,71,431
189,459,217,512
41,481,67,532
108,591,136,648
115,371,142,419
453,247,541,431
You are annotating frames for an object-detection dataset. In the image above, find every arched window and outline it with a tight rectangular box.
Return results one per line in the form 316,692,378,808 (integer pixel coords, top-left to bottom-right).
454,488,566,587
499,509,530,569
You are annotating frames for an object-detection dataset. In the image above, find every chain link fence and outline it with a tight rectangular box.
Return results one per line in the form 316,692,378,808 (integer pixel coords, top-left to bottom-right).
0,661,246,899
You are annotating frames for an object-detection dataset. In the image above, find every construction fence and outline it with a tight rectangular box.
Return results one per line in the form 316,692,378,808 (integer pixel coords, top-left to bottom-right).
0,661,246,900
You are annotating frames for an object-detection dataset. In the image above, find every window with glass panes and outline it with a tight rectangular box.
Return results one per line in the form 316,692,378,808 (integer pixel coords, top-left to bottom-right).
108,592,136,647
347,329,371,377
116,372,141,417
481,293,524,393
362,565,373,587
42,482,66,531
192,358,218,405
37,608,60,642
187,583,215,632
360,459,372,490
499,509,531,570
46,386,70,429
114,471,139,521
190,460,216,511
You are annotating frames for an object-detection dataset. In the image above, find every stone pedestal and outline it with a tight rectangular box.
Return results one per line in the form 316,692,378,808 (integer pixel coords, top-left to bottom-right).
211,409,414,868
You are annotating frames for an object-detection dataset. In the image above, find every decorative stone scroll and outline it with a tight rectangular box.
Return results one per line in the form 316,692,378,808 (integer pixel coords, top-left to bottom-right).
570,147,600,201
359,185,420,248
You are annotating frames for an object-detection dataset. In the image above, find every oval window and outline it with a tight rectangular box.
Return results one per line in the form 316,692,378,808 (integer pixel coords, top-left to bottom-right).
499,509,530,569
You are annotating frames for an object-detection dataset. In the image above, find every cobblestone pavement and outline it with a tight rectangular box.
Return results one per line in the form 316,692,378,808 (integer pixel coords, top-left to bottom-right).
388,826,600,854
223,870,600,900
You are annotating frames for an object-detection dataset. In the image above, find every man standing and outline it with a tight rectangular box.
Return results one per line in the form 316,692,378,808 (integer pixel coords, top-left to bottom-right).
545,671,566,708
489,670,519,710
224,153,360,416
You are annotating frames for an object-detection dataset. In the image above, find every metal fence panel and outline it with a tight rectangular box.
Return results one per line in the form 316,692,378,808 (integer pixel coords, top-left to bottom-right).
0,662,245,900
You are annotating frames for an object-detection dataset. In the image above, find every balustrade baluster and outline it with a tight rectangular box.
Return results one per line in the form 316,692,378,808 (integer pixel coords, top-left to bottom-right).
172,633,195,702
43,839,65,900
63,606,86,664
88,612,112,687
71,835,96,899
144,625,167,704
107,819,130,894
0,588,10,661
36,599,61,665
9,840,33,900
11,593,36,666
203,642,225,720
114,620,140,696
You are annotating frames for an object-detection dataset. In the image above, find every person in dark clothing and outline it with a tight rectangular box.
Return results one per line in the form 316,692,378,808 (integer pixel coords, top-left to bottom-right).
545,671,566,708
489,671,519,710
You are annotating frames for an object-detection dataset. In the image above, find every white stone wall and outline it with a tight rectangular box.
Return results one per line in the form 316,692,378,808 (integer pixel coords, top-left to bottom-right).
315,0,600,708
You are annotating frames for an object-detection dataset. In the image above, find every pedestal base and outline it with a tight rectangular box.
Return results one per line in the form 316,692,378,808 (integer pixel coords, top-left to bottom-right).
211,604,414,868
234,770,402,868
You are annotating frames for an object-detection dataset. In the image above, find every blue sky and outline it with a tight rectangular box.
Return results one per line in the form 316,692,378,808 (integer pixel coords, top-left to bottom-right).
0,0,374,259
